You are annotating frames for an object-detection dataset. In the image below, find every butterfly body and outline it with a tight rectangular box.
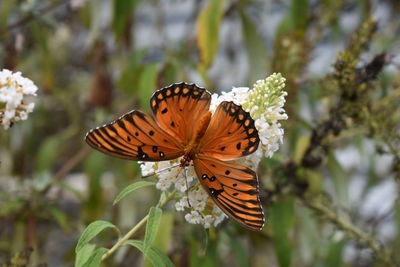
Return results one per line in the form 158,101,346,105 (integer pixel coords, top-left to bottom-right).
86,83,265,231
180,110,212,167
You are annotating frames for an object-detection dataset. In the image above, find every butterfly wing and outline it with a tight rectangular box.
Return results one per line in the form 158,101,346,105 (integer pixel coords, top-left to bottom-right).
199,101,260,160
193,154,264,231
150,82,211,143
85,110,184,161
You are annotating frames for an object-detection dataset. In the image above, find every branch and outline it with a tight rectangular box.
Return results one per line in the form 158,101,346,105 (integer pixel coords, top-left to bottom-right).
301,196,396,266
263,18,398,265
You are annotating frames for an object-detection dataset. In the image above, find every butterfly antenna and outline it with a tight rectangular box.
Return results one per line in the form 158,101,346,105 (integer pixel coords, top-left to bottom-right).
141,164,180,179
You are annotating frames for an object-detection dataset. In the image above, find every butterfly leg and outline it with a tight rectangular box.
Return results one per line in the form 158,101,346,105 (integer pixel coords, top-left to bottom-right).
184,167,193,208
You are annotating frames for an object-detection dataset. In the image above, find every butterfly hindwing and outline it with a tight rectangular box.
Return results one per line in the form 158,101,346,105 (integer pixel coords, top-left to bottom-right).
199,101,260,160
193,154,264,231
151,83,211,143
85,110,184,161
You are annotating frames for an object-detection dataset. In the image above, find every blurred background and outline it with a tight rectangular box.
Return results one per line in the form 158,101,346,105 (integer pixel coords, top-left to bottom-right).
1,0,400,266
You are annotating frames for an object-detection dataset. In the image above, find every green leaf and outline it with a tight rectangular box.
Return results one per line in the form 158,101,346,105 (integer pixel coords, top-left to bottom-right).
196,0,226,69
75,244,96,267
289,0,309,31
296,206,320,262
159,59,179,86
0,199,24,216
112,0,140,39
293,134,310,164
144,207,163,255
37,137,59,172
113,181,155,205
221,231,249,267
125,240,174,267
81,247,108,267
76,220,120,253
145,212,174,267
269,197,295,267
189,234,218,267
327,152,348,206
151,246,175,267
117,49,146,95
0,1,14,28
138,63,159,111
46,204,69,232
324,239,346,267
84,152,107,220
240,10,268,83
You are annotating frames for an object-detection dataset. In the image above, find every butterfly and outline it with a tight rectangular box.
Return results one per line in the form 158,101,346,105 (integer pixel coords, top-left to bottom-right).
85,83,264,231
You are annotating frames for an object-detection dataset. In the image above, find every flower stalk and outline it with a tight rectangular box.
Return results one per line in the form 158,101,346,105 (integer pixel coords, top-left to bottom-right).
101,189,177,261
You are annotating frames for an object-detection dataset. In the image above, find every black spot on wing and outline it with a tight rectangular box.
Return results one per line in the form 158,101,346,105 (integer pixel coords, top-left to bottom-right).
149,82,211,114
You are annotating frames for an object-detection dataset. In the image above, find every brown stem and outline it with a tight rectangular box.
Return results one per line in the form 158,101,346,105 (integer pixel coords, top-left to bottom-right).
53,146,90,180
25,213,36,247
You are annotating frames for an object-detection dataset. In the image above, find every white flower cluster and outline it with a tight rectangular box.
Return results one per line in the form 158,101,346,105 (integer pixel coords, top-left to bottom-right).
212,73,288,158
0,69,38,129
141,73,288,229
141,160,195,192
140,160,227,228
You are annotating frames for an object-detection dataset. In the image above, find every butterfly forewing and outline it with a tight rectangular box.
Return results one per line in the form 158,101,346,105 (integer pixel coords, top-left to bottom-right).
199,101,260,160
85,110,184,161
193,154,264,231
151,83,211,144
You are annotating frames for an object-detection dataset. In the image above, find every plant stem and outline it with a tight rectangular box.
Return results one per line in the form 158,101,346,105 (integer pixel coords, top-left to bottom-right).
101,190,177,262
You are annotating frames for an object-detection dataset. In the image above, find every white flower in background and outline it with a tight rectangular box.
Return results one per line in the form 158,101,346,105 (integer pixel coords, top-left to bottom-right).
142,73,288,228
70,0,88,9
0,69,38,130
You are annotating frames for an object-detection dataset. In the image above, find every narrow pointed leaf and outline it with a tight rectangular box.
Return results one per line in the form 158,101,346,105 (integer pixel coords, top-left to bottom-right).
113,181,155,205
125,240,174,267
196,0,226,69
81,247,108,267
144,207,162,255
76,220,120,253
75,244,96,267
240,10,268,83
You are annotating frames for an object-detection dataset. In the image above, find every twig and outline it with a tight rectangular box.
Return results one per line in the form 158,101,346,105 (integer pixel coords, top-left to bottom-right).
42,146,90,195
6,0,67,31
53,146,90,180
301,196,396,266
101,189,177,262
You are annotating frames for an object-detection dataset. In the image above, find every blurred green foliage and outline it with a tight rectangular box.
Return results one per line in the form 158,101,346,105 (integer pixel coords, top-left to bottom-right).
1,0,400,266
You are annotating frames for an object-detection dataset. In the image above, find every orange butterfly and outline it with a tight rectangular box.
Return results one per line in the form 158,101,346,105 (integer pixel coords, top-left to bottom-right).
85,83,264,231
